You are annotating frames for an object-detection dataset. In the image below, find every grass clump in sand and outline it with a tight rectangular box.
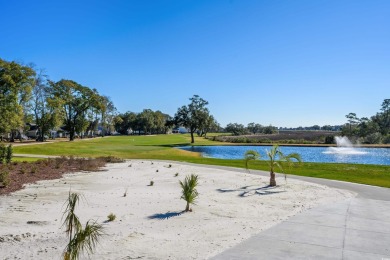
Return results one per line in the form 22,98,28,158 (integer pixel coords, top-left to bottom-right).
107,213,116,222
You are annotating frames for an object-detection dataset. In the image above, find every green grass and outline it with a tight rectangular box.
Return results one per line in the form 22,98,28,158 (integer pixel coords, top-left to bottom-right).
243,160,390,188
12,157,41,162
9,133,252,160
12,134,390,188
13,134,219,159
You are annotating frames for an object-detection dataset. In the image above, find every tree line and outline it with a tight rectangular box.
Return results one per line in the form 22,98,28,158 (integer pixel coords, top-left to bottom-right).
224,123,278,136
0,58,116,141
114,110,172,135
3,58,386,144
343,99,390,144
1,58,219,143
114,95,220,143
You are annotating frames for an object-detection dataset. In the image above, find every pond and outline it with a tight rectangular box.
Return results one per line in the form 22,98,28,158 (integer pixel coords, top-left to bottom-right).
178,145,390,165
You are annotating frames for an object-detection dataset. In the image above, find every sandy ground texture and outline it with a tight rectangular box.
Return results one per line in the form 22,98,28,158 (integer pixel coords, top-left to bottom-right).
0,160,355,259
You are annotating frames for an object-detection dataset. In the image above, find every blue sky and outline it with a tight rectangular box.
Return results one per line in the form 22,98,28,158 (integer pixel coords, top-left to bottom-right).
1,0,389,127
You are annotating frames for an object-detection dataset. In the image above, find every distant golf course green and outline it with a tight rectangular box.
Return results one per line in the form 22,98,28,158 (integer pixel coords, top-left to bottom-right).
13,134,390,188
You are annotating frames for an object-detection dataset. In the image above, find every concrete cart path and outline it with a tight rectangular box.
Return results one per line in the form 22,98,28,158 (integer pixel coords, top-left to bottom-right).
212,197,390,260
202,164,390,260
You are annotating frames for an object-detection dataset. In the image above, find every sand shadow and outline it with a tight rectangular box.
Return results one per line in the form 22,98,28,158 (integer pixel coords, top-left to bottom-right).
148,211,184,220
217,185,286,197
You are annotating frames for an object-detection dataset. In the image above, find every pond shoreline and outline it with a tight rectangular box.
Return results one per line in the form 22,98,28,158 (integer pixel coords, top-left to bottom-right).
186,143,390,148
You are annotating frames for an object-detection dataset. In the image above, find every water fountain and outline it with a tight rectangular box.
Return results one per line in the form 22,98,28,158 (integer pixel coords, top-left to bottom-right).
323,136,367,155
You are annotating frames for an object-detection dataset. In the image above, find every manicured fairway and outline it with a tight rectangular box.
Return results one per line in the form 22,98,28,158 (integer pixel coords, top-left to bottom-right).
14,135,202,159
13,134,390,188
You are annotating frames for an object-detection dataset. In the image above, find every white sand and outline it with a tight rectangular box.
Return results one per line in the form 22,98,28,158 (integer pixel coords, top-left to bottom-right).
0,160,355,259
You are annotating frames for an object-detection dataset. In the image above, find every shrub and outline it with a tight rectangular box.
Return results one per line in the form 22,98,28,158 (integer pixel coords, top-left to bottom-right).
382,134,390,144
174,173,179,177
149,180,154,186
0,144,5,164
212,131,337,144
0,170,10,187
43,159,51,166
19,167,26,174
78,158,106,171
231,137,247,143
364,132,382,144
55,161,63,169
5,145,12,164
30,166,37,174
35,160,43,165
102,156,125,163
107,213,116,222
324,136,335,144
258,138,272,143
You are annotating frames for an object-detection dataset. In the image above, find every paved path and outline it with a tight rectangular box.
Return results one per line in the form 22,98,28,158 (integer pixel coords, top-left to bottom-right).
198,164,390,260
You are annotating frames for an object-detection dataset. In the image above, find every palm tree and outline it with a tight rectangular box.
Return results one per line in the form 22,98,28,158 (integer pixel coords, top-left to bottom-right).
179,174,199,212
62,192,104,260
266,145,302,186
244,150,260,172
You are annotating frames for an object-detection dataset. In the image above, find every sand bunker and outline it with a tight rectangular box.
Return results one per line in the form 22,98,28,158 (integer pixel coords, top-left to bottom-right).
0,160,355,259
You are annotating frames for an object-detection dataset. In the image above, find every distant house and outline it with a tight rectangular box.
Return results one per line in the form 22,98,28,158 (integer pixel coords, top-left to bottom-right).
131,130,145,135
172,127,188,134
49,130,59,138
56,127,69,138
25,123,71,139
26,123,39,139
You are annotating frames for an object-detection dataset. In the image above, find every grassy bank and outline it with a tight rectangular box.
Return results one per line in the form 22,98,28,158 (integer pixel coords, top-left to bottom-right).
12,157,40,162
12,134,390,188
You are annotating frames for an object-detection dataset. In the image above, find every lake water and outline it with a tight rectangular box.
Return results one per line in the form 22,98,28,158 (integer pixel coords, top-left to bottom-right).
178,145,390,165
